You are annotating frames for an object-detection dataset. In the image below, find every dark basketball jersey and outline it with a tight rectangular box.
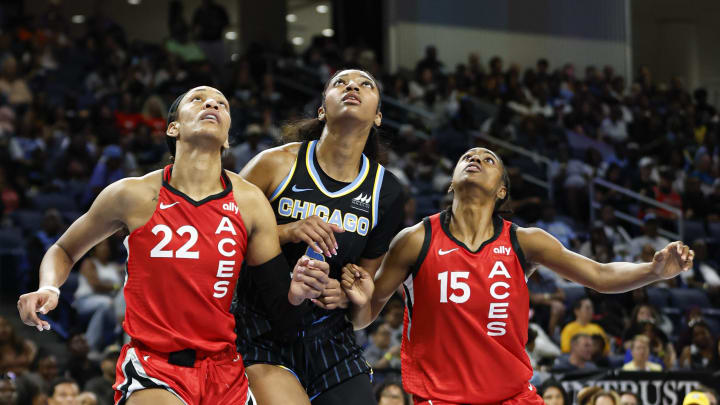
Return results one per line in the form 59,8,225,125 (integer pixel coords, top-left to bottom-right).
401,211,535,403
235,140,404,333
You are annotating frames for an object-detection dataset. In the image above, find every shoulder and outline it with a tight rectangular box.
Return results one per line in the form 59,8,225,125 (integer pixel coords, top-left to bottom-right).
377,167,404,195
391,220,428,252
98,170,162,208
225,170,270,205
249,142,302,170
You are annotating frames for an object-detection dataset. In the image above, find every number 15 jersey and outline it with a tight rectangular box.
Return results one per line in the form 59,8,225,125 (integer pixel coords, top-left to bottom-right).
123,165,248,354
401,211,534,403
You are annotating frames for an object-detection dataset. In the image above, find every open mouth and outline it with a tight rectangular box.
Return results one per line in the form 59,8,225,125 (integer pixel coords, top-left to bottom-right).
464,163,481,172
200,112,219,123
342,93,361,104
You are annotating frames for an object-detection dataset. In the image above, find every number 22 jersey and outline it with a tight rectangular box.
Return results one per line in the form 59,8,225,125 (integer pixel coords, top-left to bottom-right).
401,211,534,403
122,165,247,353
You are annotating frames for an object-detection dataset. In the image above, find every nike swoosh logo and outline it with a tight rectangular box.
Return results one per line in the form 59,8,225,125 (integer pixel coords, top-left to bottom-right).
292,185,313,192
159,202,179,209
438,248,458,256
143,355,150,361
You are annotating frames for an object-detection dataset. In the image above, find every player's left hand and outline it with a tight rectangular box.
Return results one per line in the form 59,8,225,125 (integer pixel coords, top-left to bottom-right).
312,278,349,310
289,256,330,305
340,264,374,306
651,241,694,280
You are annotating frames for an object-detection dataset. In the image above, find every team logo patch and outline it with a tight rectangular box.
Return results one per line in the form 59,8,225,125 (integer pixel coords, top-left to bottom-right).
351,193,371,212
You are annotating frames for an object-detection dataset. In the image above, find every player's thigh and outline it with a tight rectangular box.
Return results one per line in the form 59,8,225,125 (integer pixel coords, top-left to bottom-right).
311,374,376,405
246,363,311,405
126,388,185,405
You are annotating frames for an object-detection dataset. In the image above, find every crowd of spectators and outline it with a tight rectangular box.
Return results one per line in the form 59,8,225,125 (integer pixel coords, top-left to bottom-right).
1,1,719,404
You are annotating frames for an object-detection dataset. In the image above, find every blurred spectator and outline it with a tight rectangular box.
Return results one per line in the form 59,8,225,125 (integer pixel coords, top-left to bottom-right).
0,57,32,107
683,176,707,220
0,374,17,405
540,380,568,405
527,271,566,337
0,166,20,215
653,168,682,222
0,316,37,375
597,205,632,259
553,334,598,372
363,322,401,370
579,227,616,263
374,380,409,405
682,240,720,303
694,386,719,405
591,390,620,405
382,295,404,347
230,124,271,172
624,304,674,344
82,145,130,207
599,105,628,144
63,334,101,389
590,334,610,368
527,323,561,365
622,335,662,371
629,214,670,260
560,298,609,354
26,208,66,291
578,386,603,405
619,392,640,405
77,391,98,405
678,321,718,371
534,203,579,250
73,239,123,354
47,377,79,405
415,45,444,77
84,349,119,405
15,353,58,402
684,391,711,405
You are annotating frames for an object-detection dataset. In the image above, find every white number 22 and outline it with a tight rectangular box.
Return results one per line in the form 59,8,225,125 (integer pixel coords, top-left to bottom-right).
438,271,470,303
150,224,199,259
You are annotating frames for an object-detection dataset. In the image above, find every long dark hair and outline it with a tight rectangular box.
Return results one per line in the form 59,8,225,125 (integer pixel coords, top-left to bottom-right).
281,69,387,162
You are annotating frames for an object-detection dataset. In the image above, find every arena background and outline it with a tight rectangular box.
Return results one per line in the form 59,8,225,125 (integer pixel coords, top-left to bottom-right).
0,0,719,404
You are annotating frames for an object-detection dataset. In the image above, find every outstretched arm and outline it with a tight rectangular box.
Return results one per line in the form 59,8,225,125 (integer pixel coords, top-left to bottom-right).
517,227,694,294
342,223,425,330
18,179,135,330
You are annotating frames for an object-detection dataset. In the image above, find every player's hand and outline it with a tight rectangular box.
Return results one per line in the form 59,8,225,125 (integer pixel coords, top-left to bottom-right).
340,264,374,306
17,290,58,331
312,278,350,310
284,215,343,257
289,256,330,305
651,241,694,280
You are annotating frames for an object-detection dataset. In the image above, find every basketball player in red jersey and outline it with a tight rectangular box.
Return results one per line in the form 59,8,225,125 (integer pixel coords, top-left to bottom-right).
17,86,330,405
342,147,694,405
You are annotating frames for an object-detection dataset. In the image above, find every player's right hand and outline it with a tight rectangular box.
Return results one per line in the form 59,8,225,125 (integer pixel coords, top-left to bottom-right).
341,264,374,306
285,215,343,257
17,290,58,331
289,256,330,305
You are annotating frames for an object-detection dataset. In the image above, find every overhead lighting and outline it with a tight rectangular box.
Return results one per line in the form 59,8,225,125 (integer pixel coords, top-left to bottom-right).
128,0,141,4
71,15,85,24
225,31,238,40
322,28,334,37
316,4,329,13
292,37,304,46
286,14,297,23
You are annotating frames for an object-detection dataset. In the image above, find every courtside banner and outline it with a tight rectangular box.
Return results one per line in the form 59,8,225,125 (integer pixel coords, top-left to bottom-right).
558,370,720,405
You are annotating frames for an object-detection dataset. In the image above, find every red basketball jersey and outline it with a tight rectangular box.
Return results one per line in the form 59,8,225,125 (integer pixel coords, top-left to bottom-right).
401,212,534,403
122,165,247,353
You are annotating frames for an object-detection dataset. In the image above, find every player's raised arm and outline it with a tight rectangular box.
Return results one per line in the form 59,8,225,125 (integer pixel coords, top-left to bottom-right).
17,178,142,331
517,227,694,294
342,222,425,330
238,179,330,325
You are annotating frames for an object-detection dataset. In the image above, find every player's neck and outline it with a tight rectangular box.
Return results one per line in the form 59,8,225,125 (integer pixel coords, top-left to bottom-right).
448,198,495,251
170,149,224,200
315,121,370,182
